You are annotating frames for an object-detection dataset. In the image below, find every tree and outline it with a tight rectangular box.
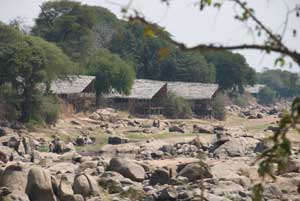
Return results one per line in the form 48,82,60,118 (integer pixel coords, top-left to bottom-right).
32,0,120,62
110,22,216,83
0,23,74,123
203,50,256,91
258,69,300,98
87,48,135,105
257,86,277,105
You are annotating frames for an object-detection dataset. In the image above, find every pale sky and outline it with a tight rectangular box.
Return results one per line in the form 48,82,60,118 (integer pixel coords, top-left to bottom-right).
0,0,300,72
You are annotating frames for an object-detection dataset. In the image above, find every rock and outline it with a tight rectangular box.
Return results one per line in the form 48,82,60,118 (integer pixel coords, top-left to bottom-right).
254,139,273,153
63,142,76,152
256,113,264,119
109,158,145,182
278,157,300,174
0,146,14,163
71,120,81,125
25,166,56,201
177,163,212,182
263,184,283,200
212,137,259,158
1,190,30,201
149,168,170,185
76,135,85,146
108,136,128,145
193,124,214,134
0,162,29,192
0,127,6,137
73,174,100,198
158,186,178,201
169,125,185,133
8,136,19,150
59,174,78,201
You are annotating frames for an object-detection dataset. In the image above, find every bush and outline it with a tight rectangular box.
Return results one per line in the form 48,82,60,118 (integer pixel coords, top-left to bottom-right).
163,93,192,119
39,95,61,125
257,86,277,105
212,93,227,120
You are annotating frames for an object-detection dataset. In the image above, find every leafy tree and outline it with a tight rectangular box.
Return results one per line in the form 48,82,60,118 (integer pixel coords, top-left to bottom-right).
32,0,119,62
212,93,228,120
258,69,300,98
87,48,135,105
0,23,74,123
203,50,256,91
110,22,216,83
257,86,278,105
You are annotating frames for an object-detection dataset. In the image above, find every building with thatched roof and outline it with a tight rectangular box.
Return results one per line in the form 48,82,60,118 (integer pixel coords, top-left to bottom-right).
106,79,167,115
244,84,266,95
167,82,219,116
50,75,96,112
106,79,219,116
50,75,96,95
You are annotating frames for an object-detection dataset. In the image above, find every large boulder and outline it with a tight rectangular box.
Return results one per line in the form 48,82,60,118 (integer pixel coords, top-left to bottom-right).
1,190,30,201
25,166,56,201
108,136,128,145
73,174,100,198
149,168,170,185
0,146,14,163
158,186,178,201
177,163,212,182
0,162,29,192
109,158,145,182
212,137,259,158
59,174,85,201
193,124,214,134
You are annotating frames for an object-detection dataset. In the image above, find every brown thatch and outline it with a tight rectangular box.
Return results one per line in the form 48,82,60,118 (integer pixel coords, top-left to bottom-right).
167,81,219,100
50,75,95,94
106,79,166,99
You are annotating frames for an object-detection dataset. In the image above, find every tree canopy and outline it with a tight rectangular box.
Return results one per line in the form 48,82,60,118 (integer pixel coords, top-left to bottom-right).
0,23,74,122
87,48,135,104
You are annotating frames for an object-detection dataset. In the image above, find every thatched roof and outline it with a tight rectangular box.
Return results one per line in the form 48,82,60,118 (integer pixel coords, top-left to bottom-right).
244,84,266,94
50,75,95,94
106,79,166,99
167,82,219,100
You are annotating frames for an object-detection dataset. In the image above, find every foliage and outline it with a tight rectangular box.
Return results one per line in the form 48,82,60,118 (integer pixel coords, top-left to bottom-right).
109,22,216,83
0,23,72,123
32,0,119,62
202,50,256,92
87,48,135,102
257,69,300,98
163,92,192,119
257,86,277,106
212,93,227,120
40,95,61,125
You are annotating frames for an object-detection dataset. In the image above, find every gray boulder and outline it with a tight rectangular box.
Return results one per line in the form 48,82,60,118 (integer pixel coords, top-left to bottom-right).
177,163,212,182
0,162,29,192
109,158,145,182
108,136,128,145
73,174,100,198
158,186,178,201
25,166,56,201
1,190,30,201
149,168,170,185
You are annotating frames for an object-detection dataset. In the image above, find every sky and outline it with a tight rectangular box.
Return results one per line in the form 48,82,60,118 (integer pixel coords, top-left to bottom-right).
0,0,299,72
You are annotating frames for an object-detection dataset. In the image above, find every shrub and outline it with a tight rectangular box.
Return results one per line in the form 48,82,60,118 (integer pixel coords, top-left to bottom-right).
40,95,61,125
163,92,192,119
212,93,227,120
257,86,277,105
